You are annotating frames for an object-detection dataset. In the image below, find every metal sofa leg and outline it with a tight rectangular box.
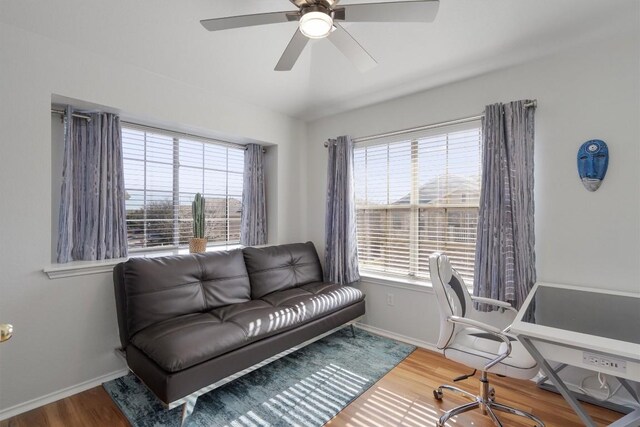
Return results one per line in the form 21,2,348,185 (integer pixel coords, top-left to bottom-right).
350,324,356,338
180,396,198,426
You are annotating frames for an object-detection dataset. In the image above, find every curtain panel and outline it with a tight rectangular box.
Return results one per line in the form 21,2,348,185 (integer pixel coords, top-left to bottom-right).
324,135,360,285
473,100,536,312
240,144,267,246
57,106,128,263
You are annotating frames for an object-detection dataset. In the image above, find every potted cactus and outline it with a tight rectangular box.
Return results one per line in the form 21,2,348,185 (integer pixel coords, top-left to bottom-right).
189,193,207,253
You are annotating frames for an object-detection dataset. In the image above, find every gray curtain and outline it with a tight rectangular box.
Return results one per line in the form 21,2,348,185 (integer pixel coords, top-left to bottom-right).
324,136,360,285
57,106,128,263
240,144,267,246
473,100,536,311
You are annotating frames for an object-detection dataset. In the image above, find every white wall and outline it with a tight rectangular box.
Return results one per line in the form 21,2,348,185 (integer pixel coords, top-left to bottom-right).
0,22,307,414
305,29,640,346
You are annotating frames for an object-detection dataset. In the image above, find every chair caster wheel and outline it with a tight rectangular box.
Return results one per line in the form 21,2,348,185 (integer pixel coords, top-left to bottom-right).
433,389,443,400
489,387,496,401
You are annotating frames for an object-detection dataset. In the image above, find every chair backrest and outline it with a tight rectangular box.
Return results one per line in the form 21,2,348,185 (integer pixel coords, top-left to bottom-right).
429,253,474,349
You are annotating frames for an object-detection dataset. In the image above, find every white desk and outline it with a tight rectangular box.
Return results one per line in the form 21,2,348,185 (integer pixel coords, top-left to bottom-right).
511,282,640,427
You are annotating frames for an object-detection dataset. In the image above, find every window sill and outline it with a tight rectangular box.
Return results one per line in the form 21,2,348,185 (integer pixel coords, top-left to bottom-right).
44,244,243,279
357,271,435,294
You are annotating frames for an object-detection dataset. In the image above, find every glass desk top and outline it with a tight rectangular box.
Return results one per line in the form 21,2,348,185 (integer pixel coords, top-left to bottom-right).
522,286,640,345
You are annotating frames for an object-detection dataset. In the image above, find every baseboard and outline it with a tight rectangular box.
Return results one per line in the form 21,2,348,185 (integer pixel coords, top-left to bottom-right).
355,322,442,354
0,368,128,421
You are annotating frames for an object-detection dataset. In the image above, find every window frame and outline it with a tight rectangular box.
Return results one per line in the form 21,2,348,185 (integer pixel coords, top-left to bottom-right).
353,121,483,287
121,123,245,252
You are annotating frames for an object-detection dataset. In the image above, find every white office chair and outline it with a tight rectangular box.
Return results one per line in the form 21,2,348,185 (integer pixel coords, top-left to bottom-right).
430,252,544,427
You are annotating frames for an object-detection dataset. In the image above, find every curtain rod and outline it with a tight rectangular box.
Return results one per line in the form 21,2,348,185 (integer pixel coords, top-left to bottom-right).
51,108,265,152
51,108,92,121
324,99,537,146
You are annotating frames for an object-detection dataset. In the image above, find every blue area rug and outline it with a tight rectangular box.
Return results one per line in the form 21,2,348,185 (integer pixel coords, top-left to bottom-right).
104,327,415,427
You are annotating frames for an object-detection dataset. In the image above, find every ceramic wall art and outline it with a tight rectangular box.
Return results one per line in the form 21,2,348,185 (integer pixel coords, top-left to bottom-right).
577,139,608,192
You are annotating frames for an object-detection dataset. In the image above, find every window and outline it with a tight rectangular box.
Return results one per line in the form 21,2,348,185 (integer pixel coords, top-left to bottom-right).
122,125,244,251
353,123,482,285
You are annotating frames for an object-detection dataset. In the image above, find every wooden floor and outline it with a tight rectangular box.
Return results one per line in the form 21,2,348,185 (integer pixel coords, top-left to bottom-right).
1,348,622,427
327,349,621,427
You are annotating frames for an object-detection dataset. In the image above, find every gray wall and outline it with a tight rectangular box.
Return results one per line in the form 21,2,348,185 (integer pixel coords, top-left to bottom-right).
305,29,640,359
0,22,306,415
1,7,639,419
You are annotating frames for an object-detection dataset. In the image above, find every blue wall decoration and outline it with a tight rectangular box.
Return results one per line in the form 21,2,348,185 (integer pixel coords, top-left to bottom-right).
577,139,608,192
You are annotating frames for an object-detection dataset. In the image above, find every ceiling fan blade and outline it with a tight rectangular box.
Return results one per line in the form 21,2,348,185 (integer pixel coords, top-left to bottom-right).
328,23,377,72
275,30,310,71
333,0,439,23
201,11,297,32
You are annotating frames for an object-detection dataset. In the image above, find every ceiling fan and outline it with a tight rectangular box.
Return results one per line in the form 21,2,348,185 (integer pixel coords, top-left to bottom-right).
200,0,439,72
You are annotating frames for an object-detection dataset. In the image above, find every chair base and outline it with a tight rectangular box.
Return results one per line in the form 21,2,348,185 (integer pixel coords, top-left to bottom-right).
434,372,545,427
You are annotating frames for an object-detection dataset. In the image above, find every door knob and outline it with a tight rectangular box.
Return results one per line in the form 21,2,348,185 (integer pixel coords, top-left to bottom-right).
0,324,13,342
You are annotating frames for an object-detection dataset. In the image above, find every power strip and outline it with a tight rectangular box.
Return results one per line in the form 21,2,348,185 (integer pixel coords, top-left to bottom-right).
583,352,627,374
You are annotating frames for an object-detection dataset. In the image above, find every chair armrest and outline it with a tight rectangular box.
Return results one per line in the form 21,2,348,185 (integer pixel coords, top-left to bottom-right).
470,296,518,314
447,316,513,370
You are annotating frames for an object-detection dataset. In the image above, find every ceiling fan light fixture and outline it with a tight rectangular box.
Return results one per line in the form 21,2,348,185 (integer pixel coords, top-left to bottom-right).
299,10,334,39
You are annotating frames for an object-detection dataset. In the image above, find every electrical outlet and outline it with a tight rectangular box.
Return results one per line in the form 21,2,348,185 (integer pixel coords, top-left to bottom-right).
583,352,626,374
386,293,394,306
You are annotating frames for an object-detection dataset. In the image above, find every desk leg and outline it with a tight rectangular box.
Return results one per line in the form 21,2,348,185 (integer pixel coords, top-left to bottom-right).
608,408,640,427
520,336,597,427
536,363,568,386
617,378,640,404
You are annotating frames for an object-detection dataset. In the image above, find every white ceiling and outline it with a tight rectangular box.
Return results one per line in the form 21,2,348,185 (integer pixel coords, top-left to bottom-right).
1,0,636,121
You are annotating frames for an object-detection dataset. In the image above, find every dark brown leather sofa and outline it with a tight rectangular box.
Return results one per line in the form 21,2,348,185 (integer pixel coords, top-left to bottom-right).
113,242,365,421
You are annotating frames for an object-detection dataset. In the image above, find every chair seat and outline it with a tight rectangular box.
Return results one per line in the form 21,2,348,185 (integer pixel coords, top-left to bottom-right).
443,327,539,379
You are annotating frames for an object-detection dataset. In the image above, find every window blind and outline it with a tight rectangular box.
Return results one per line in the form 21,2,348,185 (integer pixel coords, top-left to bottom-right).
122,126,244,251
353,123,482,285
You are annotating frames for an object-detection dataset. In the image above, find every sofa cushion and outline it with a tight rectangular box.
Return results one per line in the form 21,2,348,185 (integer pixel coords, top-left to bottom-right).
212,300,304,340
118,249,251,338
261,282,364,322
199,251,252,308
131,284,364,372
126,300,367,404
243,242,323,299
224,283,364,343
130,313,246,373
